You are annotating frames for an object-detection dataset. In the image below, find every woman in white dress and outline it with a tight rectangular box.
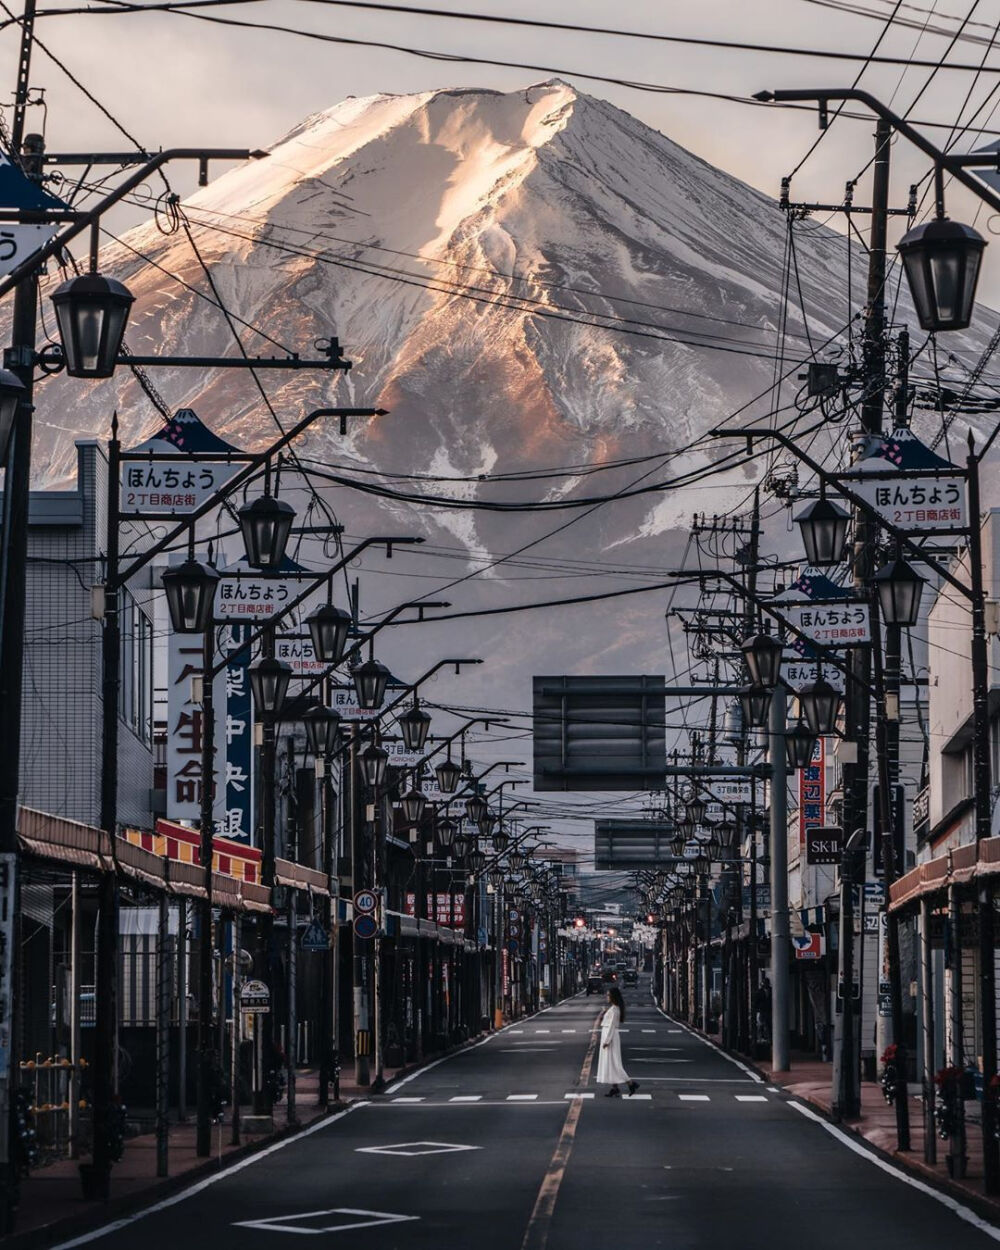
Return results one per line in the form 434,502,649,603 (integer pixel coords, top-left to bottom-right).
597,986,638,1098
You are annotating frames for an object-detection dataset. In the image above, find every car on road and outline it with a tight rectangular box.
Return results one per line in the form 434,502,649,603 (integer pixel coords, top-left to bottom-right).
586,975,603,995
624,968,638,986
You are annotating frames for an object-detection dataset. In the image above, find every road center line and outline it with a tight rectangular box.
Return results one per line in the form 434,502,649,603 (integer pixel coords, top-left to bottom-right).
520,1021,599,1250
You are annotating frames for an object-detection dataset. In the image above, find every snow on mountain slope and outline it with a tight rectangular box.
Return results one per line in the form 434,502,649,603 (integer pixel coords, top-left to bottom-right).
25,81,1000,698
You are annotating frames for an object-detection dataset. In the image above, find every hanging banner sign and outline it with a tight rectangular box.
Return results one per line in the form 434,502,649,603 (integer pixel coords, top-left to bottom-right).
275,637,327,675
215,624,253,845
837,427,967,533
384,740,424,770
404,893,466,927
215,557,316,621
783,660,846,695
120,409,244,518
781,600,870,646
798,737,826,848
329,683,405,722
0,154,65,279
705,779,752,805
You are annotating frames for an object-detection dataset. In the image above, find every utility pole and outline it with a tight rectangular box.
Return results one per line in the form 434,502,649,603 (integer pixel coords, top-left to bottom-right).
0,1,39,1221
769,682,790,1073
836,115,891,1119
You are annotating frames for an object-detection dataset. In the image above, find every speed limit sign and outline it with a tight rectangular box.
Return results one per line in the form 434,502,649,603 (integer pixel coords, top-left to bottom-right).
354,890,377,915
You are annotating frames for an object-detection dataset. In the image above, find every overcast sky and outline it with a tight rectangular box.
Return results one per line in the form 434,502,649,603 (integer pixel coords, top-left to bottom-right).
6,0,1000,280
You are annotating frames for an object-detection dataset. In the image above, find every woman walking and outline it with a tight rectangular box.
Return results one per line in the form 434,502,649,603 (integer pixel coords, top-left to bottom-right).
597,986,638,1098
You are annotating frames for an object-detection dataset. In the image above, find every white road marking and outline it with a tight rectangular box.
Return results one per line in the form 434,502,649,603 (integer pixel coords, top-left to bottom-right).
449,1096,482,1102
655,1010,764,1084
735,1095,768,1103
564,1092,595,1099
47,1103,368,1248
788,1101,1000,1244
641,1029,656,1033
631,1058,692,1064
234,1208,418,1235
561,1029,577,1033
535,1029,552,1034
623,1093,652,1100
356,1141,480,1156
507,1094,539,1101
391,1097,424,1103
678,1094,710,1102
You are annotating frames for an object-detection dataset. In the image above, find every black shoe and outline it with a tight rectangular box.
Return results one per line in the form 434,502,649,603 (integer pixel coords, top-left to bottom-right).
627,1081,639,1096
605,1086,621,1098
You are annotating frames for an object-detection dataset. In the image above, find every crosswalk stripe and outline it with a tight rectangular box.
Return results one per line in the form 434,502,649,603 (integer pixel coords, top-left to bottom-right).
564,1092,595,1099
507,1094,539,1101
735,1095,768,1102
678,1094,710,1101
450,1096,482,1102
641,1029,656,1033
536,1029,551,1034
624,1093,652,1100
391,1097,424,1103
561,1029,576,1033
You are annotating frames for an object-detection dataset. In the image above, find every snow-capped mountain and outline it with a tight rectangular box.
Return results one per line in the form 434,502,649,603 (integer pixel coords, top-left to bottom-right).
27,80,1000,708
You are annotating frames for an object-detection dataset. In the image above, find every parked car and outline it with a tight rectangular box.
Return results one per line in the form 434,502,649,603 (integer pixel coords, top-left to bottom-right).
624,969,638,986
586,975,602,996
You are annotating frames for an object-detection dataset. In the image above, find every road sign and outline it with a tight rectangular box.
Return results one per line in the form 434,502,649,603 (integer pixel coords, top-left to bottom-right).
354,890,378,915
300,920,330,951
792,932,824,960
240,979,270,1014
354,914,378,940
507,939,520,955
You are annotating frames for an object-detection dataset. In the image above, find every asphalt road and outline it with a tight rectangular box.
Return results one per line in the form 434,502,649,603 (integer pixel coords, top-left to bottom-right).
57,980,1000,1250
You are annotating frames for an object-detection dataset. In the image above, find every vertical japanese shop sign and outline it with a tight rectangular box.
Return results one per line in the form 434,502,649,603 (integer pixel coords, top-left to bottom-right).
167,633,207,822
798,738,826,847
216,625,254,844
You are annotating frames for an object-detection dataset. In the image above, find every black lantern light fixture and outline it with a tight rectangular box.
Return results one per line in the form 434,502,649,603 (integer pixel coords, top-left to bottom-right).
434,750,462,795
897,213,986,333
306,602,352,665
717,822,737,851
785,720,820,771
492,826,509,852
360,741,389,788
399,701,431,753
161,557,219,634
436,817,457,851
741,631,783,689
795,494,851,567
238,493,295,570
739,684,773,730
468,847,487,873
51,272,134,378
353,654,391,711
509,849,527,871
0,368,25,461
478,813,498,838
249,656,292,717
798,675,842,737
400,787,427,825
685,793,707,826
872,557,925,628
303,704,341,757
694,854,711,876
465,794,489,825
669,831,685,857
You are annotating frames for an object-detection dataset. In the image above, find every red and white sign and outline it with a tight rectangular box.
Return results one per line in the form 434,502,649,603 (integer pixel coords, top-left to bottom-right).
798,737,825,847
404,892,466,928
793,932,825,960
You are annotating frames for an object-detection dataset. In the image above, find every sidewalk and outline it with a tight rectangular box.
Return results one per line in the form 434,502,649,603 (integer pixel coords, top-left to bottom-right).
4,1065,402,1249
703,1026,1000,1222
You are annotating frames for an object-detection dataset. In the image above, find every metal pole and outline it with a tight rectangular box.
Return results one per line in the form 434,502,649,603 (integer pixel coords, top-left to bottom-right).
769,683,790,1072
967,446,998,1191
156,893,170,1178
948,877,967,1177
350,726,370,1086
195,623,216,1157
230,912,241,1146
254,627,277,1119
318,745,336,1107
68,872,81,1159
920,896,936,1165
177,900,188,1122
284,735,298,1126
92,415,119,1200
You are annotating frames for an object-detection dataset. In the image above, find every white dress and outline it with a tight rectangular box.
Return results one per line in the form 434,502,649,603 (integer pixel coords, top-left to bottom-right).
596,1004,630,1086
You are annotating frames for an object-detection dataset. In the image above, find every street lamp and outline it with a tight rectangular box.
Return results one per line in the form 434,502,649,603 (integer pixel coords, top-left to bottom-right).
741,632,783,688
436,817,457,851
739,684,773,729
897,216,986,332
51,272,134,378
434,752,462,794
400,787,427,825
670,832,685,857
492,826,509,852
798,676,842,736
0,368,25,461
306,603,352,665
795,495,851,567
509,849,527,871
685,794,707,826
785,720,819,771
398,702,431,753
717,822,737,850
478,813,498,838
465,794,488,825
693,855,711,876
872,557,925,627
353,656,391,710
468,847,487,872
238,494,295,570
249,656,292,716
161,557,220,633
303,704,341,757
359,741,389,788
